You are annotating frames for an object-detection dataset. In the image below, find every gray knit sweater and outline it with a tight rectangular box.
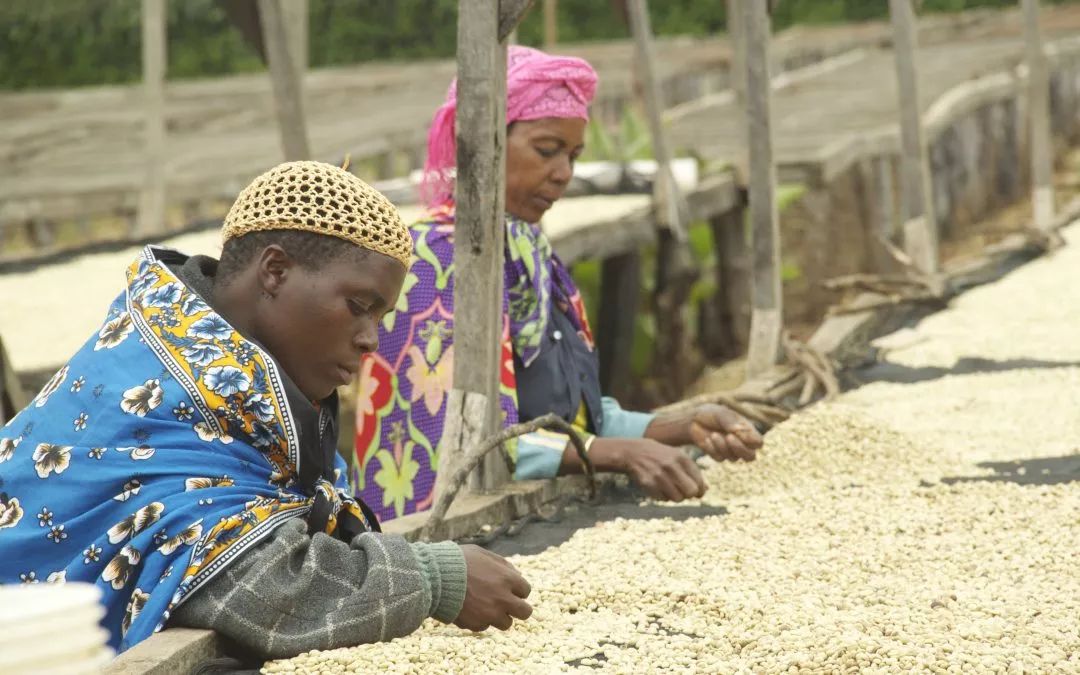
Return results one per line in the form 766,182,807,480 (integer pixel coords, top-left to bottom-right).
170,518,467,659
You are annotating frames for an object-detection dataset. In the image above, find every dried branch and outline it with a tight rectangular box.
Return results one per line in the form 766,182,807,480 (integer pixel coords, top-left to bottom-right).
419,413,594,542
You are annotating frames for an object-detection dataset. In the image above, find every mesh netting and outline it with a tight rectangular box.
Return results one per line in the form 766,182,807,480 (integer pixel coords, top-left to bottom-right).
222,161,412,267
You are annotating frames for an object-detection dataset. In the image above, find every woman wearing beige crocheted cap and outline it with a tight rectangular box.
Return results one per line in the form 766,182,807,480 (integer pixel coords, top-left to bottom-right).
0,161,531,663
355,47,763,523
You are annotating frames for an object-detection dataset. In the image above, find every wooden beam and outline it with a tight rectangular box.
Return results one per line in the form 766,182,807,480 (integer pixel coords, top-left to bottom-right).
726,0,746,114
281,0,308,77
741,0,783,379
542,0,558,48
258,0,310,161
726,0,748,180
888,0,938,274
1023,0,1054,231
442,0,509,494
706,206,748,359
500,0,537,43
597,252,641,401
626,0,687,236
136,0,167,238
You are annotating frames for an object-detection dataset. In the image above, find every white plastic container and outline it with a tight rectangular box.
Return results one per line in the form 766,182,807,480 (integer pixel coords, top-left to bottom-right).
0,582,114,675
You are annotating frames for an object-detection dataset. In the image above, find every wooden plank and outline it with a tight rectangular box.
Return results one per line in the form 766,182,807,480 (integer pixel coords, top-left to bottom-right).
1023,0,1054,231
543,0,558,48
500,0,538,43
103,628,223,675
706,206,748,359
730,0,747,178
258,0,311,161
627,0,687,236
741,0,783,378
135,0,167,238
874,155,898,264
445,0,509,494
281,0,308,78
597,252,641,401
888,0,939,274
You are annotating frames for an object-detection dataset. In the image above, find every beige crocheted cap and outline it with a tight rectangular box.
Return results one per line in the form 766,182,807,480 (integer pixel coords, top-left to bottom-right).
222,161,412,268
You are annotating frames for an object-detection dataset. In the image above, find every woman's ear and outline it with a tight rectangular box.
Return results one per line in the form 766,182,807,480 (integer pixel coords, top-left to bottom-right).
256,244,293,298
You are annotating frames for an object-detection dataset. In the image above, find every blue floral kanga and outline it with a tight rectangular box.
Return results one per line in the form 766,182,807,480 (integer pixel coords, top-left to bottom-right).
0,246,376,652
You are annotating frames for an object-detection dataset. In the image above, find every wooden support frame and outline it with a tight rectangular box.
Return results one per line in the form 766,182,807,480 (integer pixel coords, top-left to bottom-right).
705,205,749,360
726,0,747,135
626,0,688,236
741,0,783,378
136,0,167,237
627,0,699,396
543,0,558,48
500,0,537,42
598,252,642,401
281,0,308,78
258,0,311,161
1022,0,1054,231
434,0,519,498
888,0,939,274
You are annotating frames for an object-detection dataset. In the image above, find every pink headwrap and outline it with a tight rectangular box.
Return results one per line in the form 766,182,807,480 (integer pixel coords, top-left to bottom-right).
422,45,599,208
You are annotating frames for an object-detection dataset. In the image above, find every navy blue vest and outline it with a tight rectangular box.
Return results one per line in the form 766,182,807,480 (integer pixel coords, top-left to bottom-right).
513,305,604,434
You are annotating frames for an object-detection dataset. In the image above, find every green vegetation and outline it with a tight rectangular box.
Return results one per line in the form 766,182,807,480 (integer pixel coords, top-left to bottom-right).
581,108,653,164
3,0,1078,90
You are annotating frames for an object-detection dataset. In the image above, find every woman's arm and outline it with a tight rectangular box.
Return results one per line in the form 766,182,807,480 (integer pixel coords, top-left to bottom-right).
171,518,466,659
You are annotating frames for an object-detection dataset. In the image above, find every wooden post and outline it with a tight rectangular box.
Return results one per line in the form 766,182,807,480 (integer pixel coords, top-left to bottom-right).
628,0,698,395
741,0,783,379
281,0,308,78
726,0,746,116
888,0,938,274
499,0,536,42
258,0,311,161
706,206,748,359
726,0,750,184
437,0,510,495
136,0,167,237
543,0,558,48
598,252,641,401
1022,0,1054,231
627,0,687,235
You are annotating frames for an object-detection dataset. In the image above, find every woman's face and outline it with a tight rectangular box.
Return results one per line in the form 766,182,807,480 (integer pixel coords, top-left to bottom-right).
505,117,586,223
253,246,405,402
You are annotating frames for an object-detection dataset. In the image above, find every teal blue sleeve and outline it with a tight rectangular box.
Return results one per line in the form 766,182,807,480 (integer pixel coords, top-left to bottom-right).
512,430,570,480
600,396,655,439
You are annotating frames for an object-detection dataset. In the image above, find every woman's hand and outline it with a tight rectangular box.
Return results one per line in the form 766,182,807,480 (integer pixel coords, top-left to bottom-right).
687,404,762,462
588,438,707,502
646,404,763,462
454,545,533,632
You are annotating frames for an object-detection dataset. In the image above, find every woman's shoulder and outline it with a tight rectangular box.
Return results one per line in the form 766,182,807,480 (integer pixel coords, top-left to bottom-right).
407,207,456,250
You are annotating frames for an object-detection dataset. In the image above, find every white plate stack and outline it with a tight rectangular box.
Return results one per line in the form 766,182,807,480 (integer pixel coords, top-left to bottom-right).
0,582,114,674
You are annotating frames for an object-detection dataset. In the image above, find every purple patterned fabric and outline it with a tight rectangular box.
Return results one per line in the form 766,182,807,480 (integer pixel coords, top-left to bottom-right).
352,208,594,521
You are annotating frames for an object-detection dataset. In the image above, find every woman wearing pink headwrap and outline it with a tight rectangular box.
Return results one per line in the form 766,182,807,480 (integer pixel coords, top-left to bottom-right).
354,47,762,522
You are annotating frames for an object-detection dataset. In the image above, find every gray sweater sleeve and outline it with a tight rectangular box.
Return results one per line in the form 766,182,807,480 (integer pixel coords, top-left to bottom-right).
169,518,467,659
